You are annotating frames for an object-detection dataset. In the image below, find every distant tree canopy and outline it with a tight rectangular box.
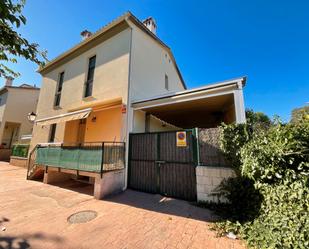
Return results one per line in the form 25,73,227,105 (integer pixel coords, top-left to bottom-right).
0,0,47,78
291,105,309,123
245,108,271,126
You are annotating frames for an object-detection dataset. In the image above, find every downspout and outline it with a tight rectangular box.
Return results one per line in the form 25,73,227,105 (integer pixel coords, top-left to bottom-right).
123,21,134,190
234,79,246,124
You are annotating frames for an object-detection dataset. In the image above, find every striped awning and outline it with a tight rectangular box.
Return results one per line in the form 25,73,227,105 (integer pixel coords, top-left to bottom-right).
35,108,92,126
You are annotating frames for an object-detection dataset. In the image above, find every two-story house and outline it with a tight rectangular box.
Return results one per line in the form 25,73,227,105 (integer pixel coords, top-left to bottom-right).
0,77,39,160
28,12,246,200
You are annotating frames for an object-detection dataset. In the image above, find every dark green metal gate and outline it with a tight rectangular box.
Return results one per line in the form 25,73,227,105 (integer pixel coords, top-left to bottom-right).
128,130,197,201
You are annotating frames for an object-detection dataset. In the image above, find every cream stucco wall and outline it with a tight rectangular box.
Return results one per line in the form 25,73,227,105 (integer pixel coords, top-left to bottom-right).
84,107,123,142
148,115,179,132
63,107,123,143
128,21,185,102
127,22,185,138
132,110,146,133
0,88,39,146
132,110,179,133
0,91,8,122
31,28,131,149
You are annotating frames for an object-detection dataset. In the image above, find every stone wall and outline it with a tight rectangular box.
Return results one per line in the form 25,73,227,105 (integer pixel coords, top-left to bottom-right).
10,156,28,168
196,166,235,203
94,169,125,199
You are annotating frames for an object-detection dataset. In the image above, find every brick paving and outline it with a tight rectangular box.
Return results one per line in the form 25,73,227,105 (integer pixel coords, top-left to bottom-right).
0,163,246,249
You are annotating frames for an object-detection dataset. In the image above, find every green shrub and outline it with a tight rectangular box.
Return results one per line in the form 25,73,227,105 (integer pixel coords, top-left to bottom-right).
11,144,29,158
216,177,262,222
215,117,309,249
241,120,309,184
220,123,251,173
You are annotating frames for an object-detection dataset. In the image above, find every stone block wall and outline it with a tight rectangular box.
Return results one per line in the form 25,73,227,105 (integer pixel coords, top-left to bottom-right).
196,166,235,203
94,169,125,199
10,156,28,168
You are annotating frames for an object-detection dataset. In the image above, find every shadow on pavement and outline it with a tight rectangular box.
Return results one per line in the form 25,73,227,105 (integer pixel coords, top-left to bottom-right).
0,233,64,249
105,189,218,222
49,179,94,196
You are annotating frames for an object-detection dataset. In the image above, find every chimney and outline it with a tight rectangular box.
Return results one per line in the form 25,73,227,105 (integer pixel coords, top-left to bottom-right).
143,17,157,35
5,76,13,87
80,30,92,40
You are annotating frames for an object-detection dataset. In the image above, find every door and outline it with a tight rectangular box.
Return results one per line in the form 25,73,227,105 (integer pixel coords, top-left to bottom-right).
128,130,197,201
78,119,86,143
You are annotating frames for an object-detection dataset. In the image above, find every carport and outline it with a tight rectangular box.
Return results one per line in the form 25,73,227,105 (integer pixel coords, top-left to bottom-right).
127,77,246,201
131,77,246,131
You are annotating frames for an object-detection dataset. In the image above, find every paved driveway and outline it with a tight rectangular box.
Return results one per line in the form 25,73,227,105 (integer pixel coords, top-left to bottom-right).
0,163,246,249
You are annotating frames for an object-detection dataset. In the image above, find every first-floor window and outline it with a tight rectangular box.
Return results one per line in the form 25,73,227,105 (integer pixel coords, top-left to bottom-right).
54,72,64,107
165,74,169,90
84,55,96,97
49,124,57,143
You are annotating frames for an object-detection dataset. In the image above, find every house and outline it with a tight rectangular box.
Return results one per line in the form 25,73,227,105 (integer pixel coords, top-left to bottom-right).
0,77,39,160
29,12,246,201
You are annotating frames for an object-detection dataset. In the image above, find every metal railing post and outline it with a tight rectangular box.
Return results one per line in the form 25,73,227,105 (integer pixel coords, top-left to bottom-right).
100,142,104,178
194,127,200,166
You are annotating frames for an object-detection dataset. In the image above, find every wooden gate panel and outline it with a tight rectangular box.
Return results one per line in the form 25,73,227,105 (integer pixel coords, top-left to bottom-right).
130,133,157,161
129,131,197,201
129,161,157,193
159,162,196,201
159,131,194,163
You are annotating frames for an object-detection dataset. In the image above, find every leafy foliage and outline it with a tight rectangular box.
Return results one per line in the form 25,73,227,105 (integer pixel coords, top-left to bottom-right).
291,105,309,124
219,123,251,173
246,108,272,129
0,0,47,78
219,109,271,172
11,143,29,157
216,116,309,249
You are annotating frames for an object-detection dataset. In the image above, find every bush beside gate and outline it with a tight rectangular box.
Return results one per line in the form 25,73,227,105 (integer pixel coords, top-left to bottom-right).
211,117,309,249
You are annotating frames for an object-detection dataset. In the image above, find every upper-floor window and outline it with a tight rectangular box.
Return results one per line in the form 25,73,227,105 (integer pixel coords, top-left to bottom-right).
84,55,96,97
165,74,169,90
54,72,64,107
49,124,57,143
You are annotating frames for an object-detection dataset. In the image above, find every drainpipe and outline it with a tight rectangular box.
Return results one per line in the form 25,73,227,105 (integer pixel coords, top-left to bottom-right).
234,80,246,124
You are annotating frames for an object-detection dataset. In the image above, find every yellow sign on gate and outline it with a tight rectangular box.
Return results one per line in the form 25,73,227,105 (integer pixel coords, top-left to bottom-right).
176,131,187,147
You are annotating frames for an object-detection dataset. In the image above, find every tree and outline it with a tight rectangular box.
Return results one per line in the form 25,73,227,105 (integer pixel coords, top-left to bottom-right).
245,108,271,125
291,105,309,123
0,0,47,78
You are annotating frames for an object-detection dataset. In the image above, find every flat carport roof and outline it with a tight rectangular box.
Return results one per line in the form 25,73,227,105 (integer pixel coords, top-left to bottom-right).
131,77,246,128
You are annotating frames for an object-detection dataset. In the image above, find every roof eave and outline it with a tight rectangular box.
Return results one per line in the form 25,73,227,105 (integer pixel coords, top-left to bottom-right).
127,14,187,89
38,12,132,75
132,76,247,105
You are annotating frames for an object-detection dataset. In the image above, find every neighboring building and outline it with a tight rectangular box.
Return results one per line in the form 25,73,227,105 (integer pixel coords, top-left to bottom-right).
0,77,39,149
29,12,246,200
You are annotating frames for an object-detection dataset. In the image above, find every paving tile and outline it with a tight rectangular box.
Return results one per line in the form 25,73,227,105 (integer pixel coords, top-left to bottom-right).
0,162,246,249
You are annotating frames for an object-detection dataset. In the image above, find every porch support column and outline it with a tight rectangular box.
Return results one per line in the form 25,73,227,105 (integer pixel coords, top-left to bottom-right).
94,170,125,199
234,81,246,124
43,170,71,184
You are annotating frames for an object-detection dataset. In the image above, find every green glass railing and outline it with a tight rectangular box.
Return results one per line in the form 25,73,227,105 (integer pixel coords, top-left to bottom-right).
12,144,30,158
35,142,125,173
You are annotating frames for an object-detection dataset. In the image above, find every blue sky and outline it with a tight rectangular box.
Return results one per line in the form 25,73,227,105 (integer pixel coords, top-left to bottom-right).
2,0,309,121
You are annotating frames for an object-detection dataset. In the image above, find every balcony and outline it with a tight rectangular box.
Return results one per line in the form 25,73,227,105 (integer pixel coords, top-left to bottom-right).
28,142,125,179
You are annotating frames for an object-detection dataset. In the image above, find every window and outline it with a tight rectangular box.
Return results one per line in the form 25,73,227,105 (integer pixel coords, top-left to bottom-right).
54,72,64,106
49,124,57,143
165,74,169,90
84,56,96,97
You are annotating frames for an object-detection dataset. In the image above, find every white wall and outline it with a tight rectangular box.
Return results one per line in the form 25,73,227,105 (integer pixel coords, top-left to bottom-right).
0,91,8,122
31,28,131,148
128,21,185,102
196,166,236,203
0,88,39,144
